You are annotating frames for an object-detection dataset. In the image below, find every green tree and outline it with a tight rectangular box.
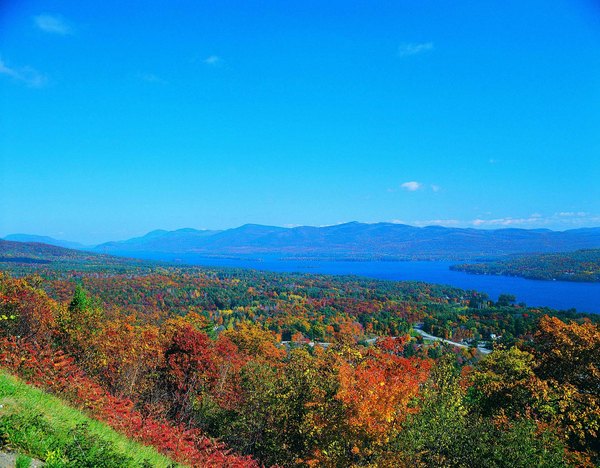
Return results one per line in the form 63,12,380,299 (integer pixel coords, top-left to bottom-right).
496,294,516,307
396,356,566,467
68,284,92,314
57,284,104,363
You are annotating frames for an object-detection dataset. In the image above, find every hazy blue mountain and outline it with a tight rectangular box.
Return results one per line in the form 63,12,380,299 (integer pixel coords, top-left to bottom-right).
91,222,600,261
3,234,88,250
93,228,222,254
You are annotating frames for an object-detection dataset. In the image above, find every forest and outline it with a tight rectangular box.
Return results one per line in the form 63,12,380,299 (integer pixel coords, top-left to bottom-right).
0,248,598,466
451,249,600,283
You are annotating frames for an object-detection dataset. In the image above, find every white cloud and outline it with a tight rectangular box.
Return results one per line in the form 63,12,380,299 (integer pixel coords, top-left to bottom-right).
557,211,587,217
413,219,460,227
470,216,545,227
391,181,439,193
204,55,223,66
390,219,460,227
391,212,600,230
34,14,72,35
0,58,47,87
138,73,166,84
398,42,434,57
318,221,350,227
470,212,600,228
400,181,423,191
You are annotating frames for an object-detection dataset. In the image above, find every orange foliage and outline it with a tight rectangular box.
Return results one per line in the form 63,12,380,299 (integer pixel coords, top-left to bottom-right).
337,345,430,452
223,323,285,362
92,316,162,399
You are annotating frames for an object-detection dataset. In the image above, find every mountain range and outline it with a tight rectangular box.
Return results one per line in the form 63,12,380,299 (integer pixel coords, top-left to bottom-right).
4,223,600,262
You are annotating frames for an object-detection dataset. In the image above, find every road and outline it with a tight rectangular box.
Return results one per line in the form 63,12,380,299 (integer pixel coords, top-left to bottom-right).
281,328,492,355
413,327,492,354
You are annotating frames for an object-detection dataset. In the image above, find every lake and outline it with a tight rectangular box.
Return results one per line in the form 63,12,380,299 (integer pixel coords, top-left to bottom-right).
150,254,600,314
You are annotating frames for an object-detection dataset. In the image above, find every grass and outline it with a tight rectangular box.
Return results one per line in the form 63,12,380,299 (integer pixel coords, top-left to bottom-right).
15,454,32,468
0,370,178,467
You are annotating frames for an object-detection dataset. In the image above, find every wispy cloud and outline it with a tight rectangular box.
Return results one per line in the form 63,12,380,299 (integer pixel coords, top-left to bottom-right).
34,14,72,35
398,42,434,57
415,219,460,227
137,72,167,84
389,181,440,193
0,57,47,87
389,212,600,230
471,217,528,227
557,211,588,217
204,55,223,66
400,181,423,191
390,219,460,227
470,212,599,228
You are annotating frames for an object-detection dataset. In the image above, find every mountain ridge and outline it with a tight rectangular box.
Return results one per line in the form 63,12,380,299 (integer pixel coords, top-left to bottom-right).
6,223,600,261
92,223,600,261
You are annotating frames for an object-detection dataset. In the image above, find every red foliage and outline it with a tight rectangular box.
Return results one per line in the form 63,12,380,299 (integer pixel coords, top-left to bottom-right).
0,337,257,467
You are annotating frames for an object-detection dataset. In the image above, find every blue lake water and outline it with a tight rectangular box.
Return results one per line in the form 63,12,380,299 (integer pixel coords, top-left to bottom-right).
159,255,600,314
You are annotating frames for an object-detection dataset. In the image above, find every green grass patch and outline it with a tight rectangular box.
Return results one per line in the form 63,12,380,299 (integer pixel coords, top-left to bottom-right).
0,370,177,467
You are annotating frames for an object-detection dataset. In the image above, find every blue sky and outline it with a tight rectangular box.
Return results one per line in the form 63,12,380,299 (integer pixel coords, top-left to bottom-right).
1,0,599,244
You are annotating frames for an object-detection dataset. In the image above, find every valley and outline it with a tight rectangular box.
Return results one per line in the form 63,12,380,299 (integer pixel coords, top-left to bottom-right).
0,239,598,466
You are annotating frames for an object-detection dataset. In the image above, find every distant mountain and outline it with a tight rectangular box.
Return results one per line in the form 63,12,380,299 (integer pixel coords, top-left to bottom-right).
91,223,600,261
3,234,87,250
93,228,222,254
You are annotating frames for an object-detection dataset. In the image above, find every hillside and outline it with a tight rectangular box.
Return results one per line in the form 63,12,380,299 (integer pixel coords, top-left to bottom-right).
3,234,87,250
90,223,600,261
0,370,175,467
451,248,600,282
0,239,126,263
0,239,160,274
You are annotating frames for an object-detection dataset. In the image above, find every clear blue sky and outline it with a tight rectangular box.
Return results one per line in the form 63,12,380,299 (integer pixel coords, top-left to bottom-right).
1,0,599,244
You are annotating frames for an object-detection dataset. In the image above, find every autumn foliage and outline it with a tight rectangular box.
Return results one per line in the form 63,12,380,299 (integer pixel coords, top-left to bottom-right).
337,338,431,453
1,269,598,466
0,274,257,467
